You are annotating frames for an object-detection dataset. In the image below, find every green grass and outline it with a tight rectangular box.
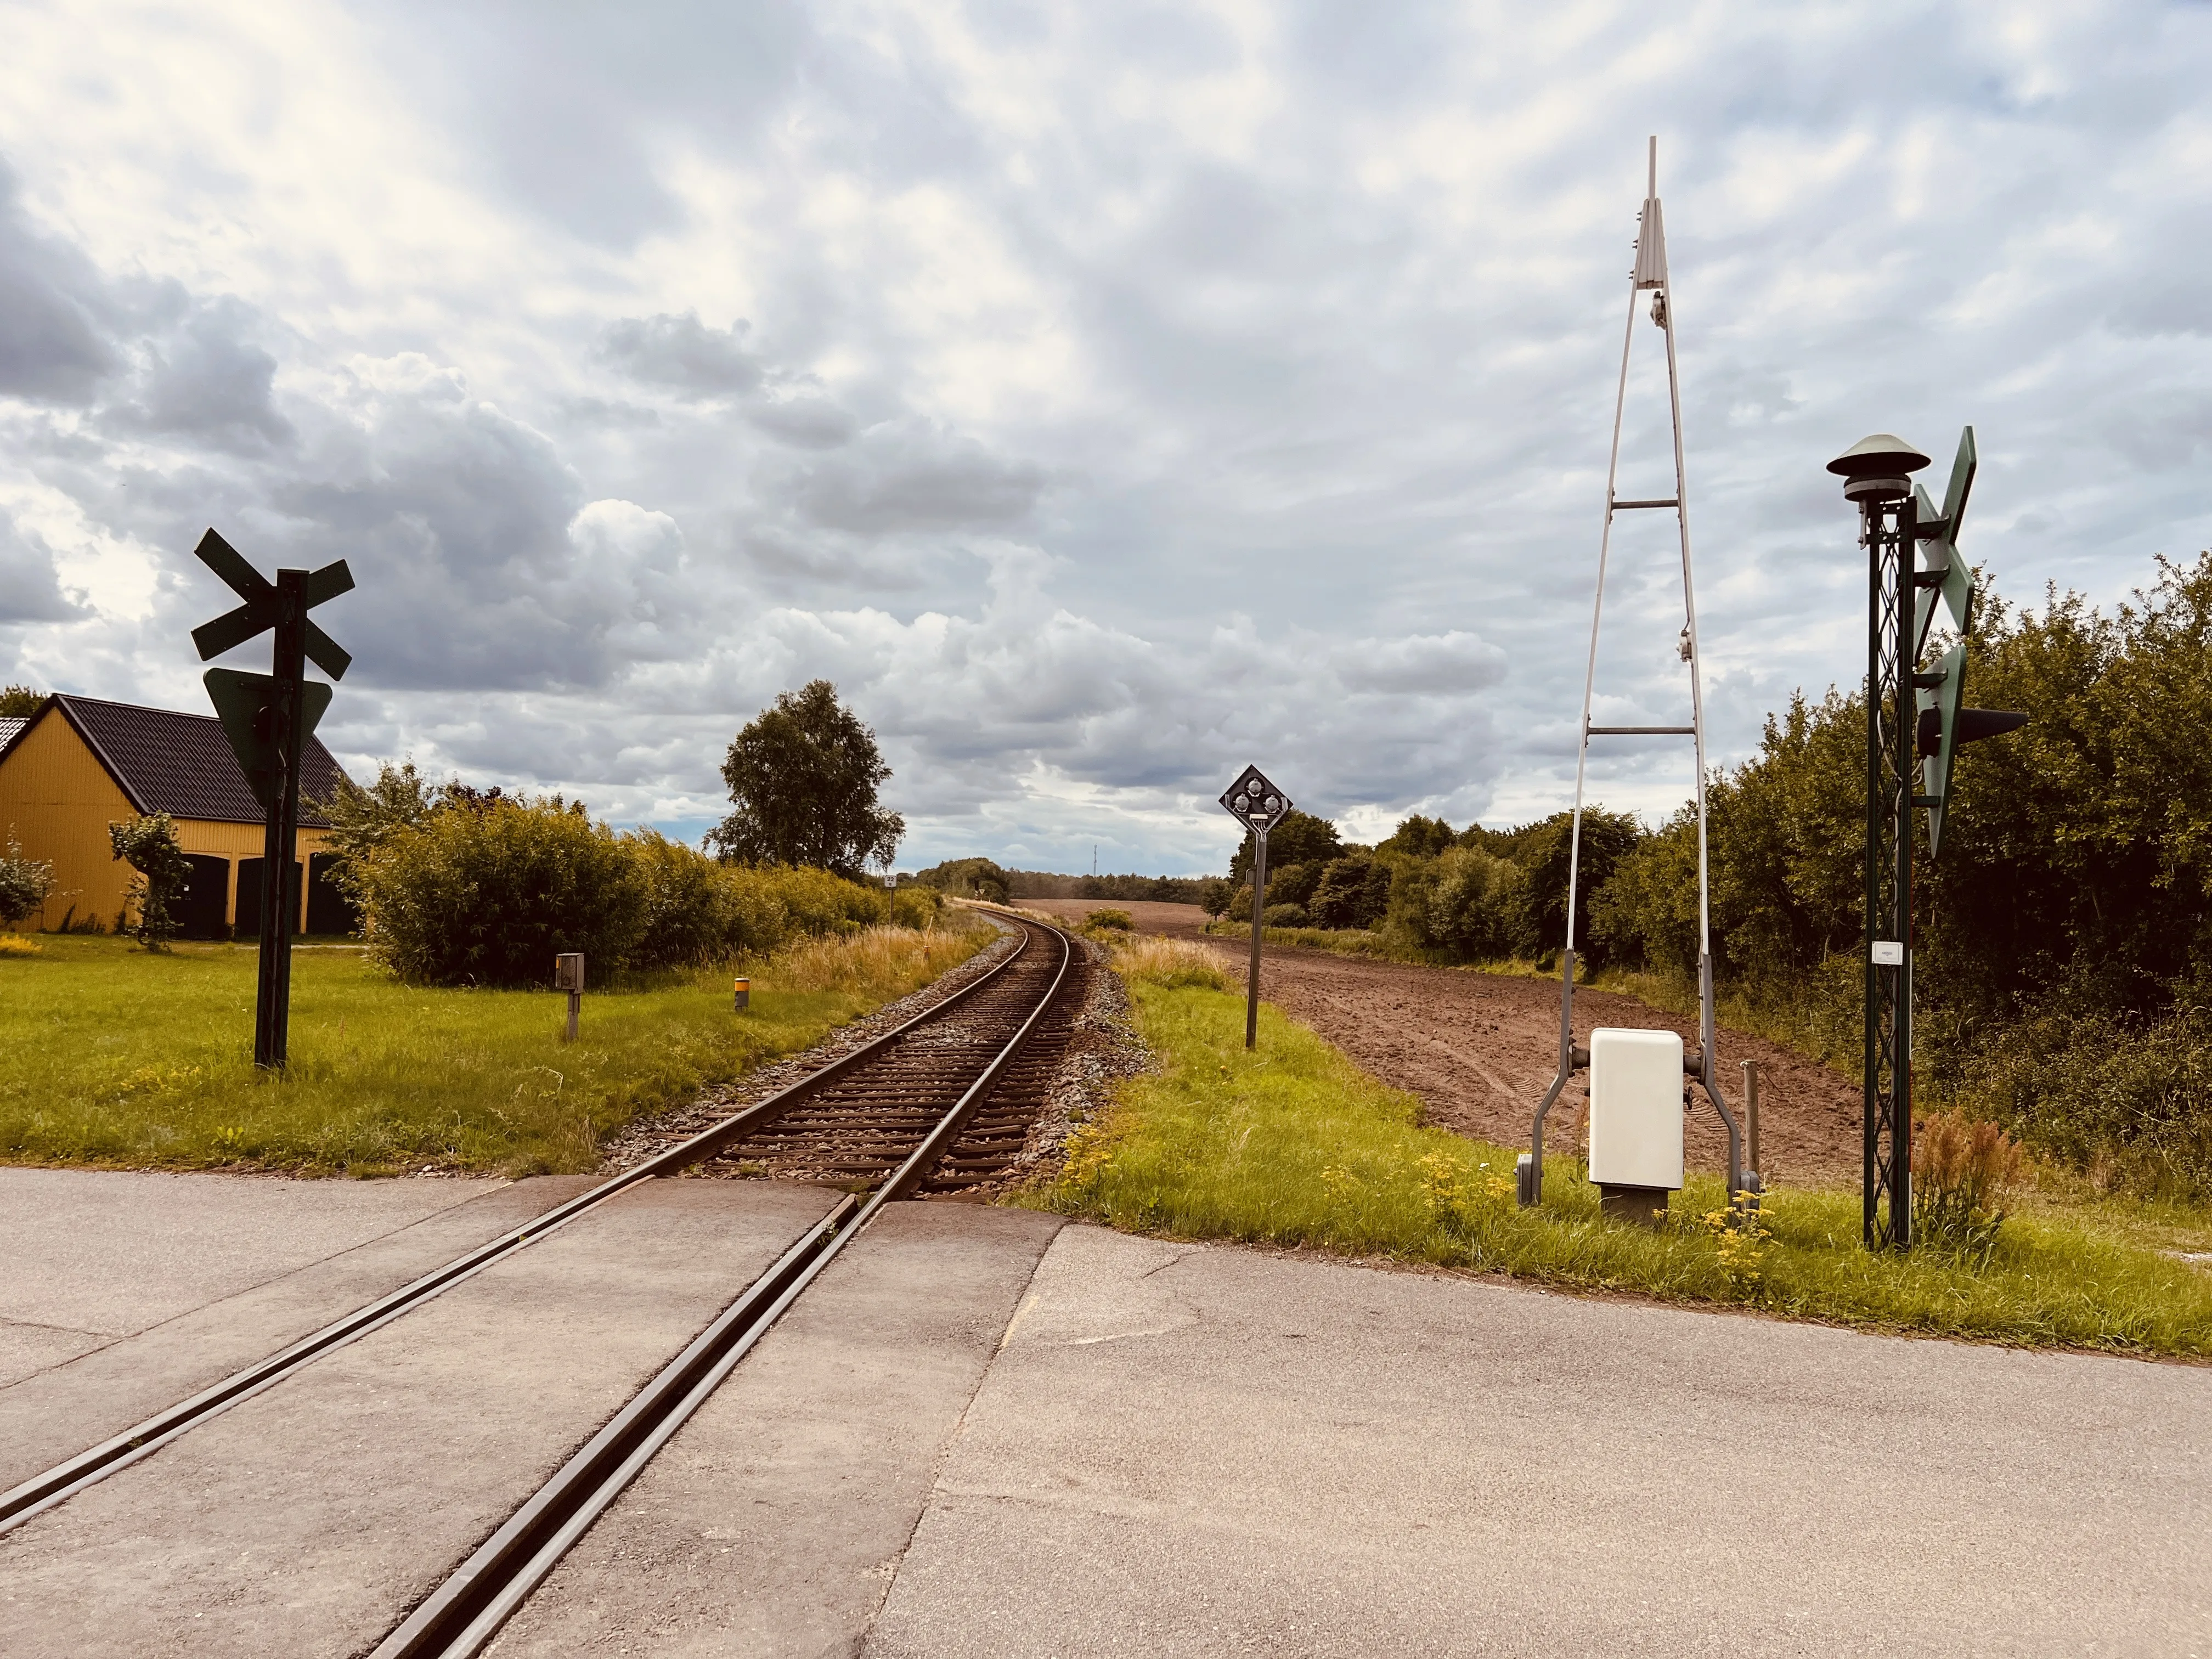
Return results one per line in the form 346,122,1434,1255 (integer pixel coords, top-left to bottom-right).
0,922,991,1178
1030,977,2212,1357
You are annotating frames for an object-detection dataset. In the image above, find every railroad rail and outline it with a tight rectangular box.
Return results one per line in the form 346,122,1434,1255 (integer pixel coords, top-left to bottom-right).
371,911,1075,1657
0,913,1077,1550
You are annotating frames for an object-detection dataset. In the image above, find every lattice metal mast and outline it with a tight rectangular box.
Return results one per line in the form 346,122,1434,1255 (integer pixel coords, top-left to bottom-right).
1519,138,1747,1209
1825,427,2017,1249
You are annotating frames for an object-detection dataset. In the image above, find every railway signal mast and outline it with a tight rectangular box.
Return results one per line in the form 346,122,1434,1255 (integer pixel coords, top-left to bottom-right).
1826,431,2024,1248
190,530,355,1070
1517,139,1748,1211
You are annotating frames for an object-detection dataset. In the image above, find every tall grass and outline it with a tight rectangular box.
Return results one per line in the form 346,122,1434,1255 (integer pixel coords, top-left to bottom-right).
0,921,990,1177
1113,935,1230,990
1032,979,2212,1356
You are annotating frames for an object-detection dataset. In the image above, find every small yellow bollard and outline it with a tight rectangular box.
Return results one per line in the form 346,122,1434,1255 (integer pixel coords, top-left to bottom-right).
732,975,750,1013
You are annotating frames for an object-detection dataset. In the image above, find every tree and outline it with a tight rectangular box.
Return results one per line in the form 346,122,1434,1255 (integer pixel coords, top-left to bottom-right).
1228,808,1342,885
0,685,41,719
707,680,904,879
914,857,1009,905
1377,814,1457,859
109,814,190,950
1503,808,1643,964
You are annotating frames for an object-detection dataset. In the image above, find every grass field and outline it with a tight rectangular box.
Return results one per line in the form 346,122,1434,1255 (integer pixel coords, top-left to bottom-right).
0,922,991,1178
1034,956,2212,1357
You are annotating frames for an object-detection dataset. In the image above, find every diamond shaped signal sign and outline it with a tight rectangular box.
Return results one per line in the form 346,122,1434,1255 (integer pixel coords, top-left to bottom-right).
1218,764,1292,836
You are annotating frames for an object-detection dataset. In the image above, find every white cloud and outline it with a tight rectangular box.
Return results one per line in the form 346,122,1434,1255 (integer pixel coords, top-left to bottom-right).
1,0,2209,873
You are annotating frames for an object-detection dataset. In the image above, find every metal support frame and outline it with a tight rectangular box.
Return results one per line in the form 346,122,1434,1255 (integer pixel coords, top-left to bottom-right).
1518,138,1748,1211
1861,490,1915,1249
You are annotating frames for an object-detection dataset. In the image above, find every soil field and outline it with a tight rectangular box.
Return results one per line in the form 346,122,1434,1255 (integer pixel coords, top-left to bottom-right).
1023,898,1861,1186
1019,899,1214,937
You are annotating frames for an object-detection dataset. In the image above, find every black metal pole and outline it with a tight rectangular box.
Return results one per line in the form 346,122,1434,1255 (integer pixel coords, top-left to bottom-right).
1245,826,1267,1049
255,569,307,1070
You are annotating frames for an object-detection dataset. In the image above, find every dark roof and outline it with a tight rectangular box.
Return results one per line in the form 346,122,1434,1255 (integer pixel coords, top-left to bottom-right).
31,695,351,827
0,717,21,751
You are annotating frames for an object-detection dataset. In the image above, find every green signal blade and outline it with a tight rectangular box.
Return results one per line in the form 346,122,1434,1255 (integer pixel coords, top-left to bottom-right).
1939,426,1976,544
1914,641,1969,858
1914,492,1974,657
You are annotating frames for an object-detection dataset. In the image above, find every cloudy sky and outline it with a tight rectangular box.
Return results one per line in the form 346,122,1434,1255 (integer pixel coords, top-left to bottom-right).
2,2,2207,874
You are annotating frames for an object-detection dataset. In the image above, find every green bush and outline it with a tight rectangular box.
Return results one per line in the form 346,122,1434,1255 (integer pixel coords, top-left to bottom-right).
108,814,191,951
625,829,737,969
1382,844,1530,961
890,884,943,930
1958,1005,2212,1200
1261,902,1311,928
1198,876,1234,917
1263,860,1325,911
338,783,945,989
0,833,55,926
1086,908,1133,932
1310,855,1390,930
769,864,891,935
356,795,646,986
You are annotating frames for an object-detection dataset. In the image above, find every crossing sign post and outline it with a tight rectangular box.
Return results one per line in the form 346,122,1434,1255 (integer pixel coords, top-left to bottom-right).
190,529,354,1069
1218,764,1292,1049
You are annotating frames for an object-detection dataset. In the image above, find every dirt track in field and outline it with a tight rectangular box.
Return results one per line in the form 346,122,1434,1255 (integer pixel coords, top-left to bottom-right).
1020,898,1864,1186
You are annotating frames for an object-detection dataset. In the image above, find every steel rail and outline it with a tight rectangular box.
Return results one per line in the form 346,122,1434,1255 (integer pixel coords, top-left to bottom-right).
371,917,1075,1659
0,917,1036,1538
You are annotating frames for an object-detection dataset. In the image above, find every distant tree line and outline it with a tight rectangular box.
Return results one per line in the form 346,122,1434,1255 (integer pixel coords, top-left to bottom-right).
907,860,1208,906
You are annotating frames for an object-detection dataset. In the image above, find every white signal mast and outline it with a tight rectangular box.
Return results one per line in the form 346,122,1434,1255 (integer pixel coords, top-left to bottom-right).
1517,138,1750,1210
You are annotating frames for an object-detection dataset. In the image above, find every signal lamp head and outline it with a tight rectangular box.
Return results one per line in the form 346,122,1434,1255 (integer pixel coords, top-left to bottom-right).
1827,433,1931,503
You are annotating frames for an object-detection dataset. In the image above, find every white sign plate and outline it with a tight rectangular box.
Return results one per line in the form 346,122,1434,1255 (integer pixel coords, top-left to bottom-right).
1870,940,1905,967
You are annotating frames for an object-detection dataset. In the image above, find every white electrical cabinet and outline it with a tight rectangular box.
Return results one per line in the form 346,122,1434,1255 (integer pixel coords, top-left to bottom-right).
1587,1027,1685,1190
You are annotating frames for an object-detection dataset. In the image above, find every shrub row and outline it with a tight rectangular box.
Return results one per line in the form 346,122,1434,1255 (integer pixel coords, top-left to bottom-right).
342,793,939,988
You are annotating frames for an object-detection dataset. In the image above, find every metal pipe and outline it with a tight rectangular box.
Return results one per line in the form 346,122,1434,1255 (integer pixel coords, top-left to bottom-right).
1742,1058,1761,1178
1521,947,1578,1204
1245,826,1267,1049
1699,951,1745,1205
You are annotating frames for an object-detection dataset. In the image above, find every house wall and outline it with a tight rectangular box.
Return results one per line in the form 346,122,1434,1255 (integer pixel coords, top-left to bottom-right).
0,713,330,934
168,817,332,930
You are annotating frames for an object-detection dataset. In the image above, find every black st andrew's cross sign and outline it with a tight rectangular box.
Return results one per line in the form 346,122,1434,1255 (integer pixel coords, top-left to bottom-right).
1218,764,1292,1049
190,529,355,1069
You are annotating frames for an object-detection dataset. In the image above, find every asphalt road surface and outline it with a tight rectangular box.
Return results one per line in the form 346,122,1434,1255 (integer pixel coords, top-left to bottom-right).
4,1171,2205,1656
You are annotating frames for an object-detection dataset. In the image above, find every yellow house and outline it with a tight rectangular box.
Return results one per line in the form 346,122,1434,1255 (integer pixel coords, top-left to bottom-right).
0,694,356,938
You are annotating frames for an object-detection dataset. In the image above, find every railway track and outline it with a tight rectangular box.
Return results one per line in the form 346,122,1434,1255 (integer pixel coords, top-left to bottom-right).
0,911,1080,1656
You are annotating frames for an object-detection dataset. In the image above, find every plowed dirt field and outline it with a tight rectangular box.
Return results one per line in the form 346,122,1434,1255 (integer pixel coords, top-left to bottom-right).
1020,898,1862,1184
